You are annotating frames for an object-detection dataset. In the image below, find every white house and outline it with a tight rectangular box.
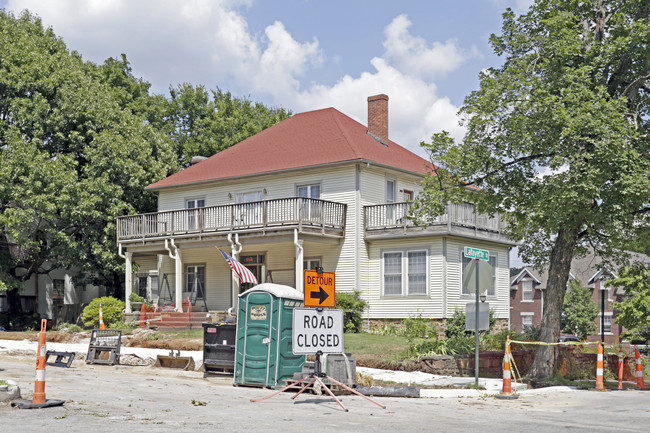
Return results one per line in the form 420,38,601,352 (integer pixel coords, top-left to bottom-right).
117,95,515,327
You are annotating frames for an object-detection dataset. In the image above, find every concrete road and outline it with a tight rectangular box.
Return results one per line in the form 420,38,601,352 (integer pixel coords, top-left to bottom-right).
1,354,649,432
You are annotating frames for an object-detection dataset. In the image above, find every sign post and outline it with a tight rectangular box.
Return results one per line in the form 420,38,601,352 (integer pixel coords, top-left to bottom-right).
463,246,490,387
251,270,385,411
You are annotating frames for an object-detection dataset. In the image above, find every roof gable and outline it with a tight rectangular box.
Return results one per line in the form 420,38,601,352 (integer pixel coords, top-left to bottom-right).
148,107,436,190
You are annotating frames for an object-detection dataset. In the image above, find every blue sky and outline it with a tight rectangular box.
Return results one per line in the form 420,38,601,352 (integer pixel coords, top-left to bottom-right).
1,0,532,265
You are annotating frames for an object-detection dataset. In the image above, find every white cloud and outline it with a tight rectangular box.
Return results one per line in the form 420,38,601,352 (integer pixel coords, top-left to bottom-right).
6,1,468,156
383,14,475,79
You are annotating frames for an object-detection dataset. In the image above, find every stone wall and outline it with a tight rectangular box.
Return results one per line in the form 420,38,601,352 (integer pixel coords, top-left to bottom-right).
397,347,638,380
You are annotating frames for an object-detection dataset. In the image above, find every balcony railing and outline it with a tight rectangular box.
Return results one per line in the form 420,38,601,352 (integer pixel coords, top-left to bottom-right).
364,202,503,233
118,198,347,241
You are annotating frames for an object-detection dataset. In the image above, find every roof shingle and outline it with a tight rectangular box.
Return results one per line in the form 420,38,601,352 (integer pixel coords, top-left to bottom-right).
147,107,435,190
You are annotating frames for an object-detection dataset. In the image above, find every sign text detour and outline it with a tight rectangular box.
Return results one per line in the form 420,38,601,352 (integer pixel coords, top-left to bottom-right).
292,308,344,355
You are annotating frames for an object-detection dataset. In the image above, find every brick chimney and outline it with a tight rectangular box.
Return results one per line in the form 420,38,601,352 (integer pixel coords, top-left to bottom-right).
367,94,389,143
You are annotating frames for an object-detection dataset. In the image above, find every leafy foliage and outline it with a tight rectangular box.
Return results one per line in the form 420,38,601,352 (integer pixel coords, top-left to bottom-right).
0,11,290,313
335,291,367,333
611,265,650,343
403,312,438,342
81,297,125,328
561,279,598,340
415,0,650,379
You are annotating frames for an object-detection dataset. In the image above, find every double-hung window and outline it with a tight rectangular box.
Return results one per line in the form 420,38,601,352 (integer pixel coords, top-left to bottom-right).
461,254,497,296
522,280,533,301
382,249,428,296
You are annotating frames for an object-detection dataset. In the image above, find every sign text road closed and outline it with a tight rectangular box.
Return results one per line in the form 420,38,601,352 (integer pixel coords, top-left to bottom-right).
292,308,343,355
303,270,336,308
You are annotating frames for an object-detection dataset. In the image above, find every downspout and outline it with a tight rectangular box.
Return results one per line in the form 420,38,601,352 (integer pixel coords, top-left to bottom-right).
228,233,243,309
165,238,183,312
294,229,304,293
119,243,133,313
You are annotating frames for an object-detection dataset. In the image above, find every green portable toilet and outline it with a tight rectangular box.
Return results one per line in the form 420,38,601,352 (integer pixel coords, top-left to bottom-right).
234,283,305,388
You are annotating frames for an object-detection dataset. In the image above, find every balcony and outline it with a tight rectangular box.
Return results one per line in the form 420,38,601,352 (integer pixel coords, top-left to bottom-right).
117,198,347,243
364,202,510,243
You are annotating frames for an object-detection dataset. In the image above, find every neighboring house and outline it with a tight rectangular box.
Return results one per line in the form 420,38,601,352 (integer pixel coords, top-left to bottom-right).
117,94,516,327
510,268,544,331
0,265,105,323
510,252,649,344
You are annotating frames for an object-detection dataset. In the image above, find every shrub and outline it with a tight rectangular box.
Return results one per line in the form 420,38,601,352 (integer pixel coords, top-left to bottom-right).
54,322,83,332
445,309,468,339
335,291,367,333
81,297,125,328
404,313,437,342
129,293,146,303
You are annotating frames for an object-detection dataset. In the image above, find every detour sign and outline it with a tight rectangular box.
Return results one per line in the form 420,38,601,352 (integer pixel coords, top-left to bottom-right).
303,270,335,308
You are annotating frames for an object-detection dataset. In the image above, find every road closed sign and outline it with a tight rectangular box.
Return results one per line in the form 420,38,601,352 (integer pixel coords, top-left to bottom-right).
292,308,344,355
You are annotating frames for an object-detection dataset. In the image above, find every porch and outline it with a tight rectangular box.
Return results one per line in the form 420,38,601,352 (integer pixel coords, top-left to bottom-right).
117,197,347,243
364,202,510,243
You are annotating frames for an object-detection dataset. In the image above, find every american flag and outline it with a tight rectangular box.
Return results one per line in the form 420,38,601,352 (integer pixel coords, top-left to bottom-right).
219,249,258,285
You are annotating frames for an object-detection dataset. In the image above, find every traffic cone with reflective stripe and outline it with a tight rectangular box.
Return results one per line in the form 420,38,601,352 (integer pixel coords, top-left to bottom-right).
618,345,624,390
495,337,518,399
635,345,645,390
595,341,604,390
11,320,64,409
99,302,105,330
33,319,47,404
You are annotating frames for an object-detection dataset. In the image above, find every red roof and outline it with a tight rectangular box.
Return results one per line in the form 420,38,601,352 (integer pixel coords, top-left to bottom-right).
147,107,436,190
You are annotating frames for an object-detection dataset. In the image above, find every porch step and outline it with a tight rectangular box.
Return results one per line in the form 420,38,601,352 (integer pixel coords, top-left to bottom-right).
142,312,213,330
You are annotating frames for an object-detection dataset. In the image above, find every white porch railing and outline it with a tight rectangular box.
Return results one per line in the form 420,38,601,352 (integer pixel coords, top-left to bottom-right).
364,202,503,233
118,198,347,241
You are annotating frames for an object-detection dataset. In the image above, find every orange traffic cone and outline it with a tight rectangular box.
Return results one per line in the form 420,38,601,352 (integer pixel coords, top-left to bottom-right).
99,302,105,330
635,345,645,390
618,345,624,390
33,319,47,404
595,341,604,390
11,320,64,409
495,336,518,399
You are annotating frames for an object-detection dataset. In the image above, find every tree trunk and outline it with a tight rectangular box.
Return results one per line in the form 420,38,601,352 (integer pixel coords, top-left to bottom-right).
526,226,581,380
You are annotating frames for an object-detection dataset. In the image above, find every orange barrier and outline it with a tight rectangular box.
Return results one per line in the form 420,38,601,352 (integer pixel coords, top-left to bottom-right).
99,302,105,330
139,303,146,329
495,337,518,399
33,319,47,404
595,342,604,390
617,345,624,390
635,346,645,390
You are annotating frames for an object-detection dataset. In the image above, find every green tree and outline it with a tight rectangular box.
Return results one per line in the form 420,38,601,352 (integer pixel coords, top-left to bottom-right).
0,11,177,312
611,265,650,343
414,0,650,379
561,279,598,340
160,84,291,166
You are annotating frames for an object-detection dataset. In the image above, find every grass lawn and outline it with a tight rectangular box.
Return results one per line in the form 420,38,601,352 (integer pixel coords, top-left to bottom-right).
343,332,409,357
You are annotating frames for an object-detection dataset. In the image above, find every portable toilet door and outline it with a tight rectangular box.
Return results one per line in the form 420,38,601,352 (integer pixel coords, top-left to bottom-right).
234,283,304,387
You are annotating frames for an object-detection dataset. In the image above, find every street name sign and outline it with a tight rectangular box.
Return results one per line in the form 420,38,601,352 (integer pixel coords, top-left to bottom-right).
292,308,344,355
464,246,489,261
303,270,336,308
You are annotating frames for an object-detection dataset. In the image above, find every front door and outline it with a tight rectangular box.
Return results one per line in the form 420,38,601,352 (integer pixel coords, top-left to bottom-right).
297,183,321,221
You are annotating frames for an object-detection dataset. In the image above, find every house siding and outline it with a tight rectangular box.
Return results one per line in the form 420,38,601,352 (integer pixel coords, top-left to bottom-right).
446,239,510,319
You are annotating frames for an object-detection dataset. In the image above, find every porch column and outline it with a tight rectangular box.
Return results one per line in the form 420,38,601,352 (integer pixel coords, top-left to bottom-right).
295,238,304,293
175,248,183,312
125,251,133,313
